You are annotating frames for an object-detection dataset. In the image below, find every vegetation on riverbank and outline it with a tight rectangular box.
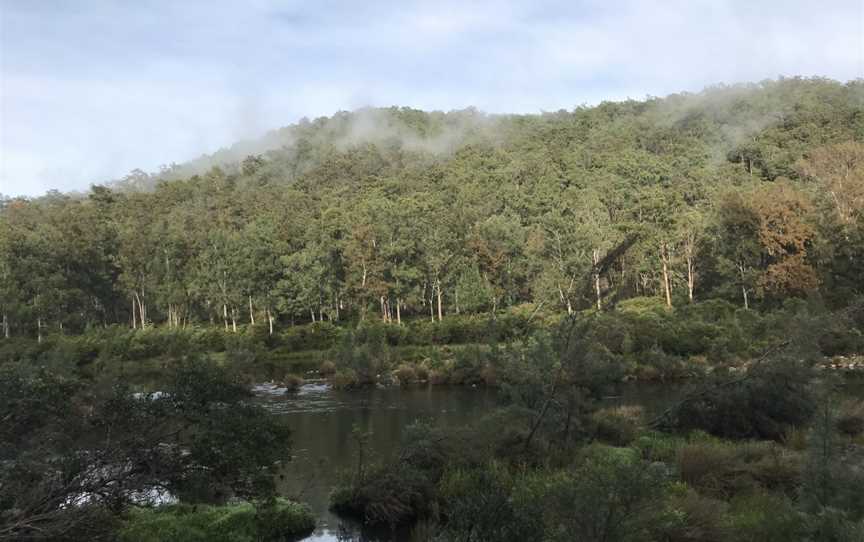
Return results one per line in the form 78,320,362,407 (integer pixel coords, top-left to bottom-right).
118,500,315,542
0,359,293,541
3,295,861,390
328,311,864,541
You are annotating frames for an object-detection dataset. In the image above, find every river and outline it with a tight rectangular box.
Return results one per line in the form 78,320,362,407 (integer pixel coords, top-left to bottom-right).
251,381,694,541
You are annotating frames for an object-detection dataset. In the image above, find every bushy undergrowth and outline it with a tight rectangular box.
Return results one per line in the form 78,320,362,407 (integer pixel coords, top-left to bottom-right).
3,298,861,393
328,383,864,541
118,500,314,542
668,360,817,440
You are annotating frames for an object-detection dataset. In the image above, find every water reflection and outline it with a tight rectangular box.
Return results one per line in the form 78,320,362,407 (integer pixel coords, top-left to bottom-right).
253,383,498,541
252,381,691,542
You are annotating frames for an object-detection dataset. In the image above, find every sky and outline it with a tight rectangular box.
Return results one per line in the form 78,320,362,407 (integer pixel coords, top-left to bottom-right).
1,0,862,197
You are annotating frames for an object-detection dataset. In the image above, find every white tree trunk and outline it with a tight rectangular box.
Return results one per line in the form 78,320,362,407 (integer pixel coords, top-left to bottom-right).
267,307,274,335
592,249,602,311
661,243,672,309
436,280,443,322
686,255,695,303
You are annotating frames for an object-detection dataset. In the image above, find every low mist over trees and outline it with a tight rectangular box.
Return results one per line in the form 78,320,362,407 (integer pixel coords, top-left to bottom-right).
1,77,863,337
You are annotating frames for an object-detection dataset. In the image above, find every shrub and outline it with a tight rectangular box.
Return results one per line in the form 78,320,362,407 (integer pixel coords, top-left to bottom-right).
283,374,303,392
255,500,316,540
654,487,729,542
633,431,687,463
676,439,802,498
671,360,816,440
639,347,693,380
742,443,803,494
676,441,739,497
727,492,807,542
331,369,358,390
319,360,337,376
437,464,544,542
224,333,262,364
592,406,644,446
479,363,497,386
836,399,864,438
819,328,864,356
355,321,406,347
393,364,418,386
280,321,342,351
330,463,436,528
450,345,488,385
428,369,449,385
805,508,864,542
782,426,810,451
331,330,386,385
194,327,226,352
543,448,668,542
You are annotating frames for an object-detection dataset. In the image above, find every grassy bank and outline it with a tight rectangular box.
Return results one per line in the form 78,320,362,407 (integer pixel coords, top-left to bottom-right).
119,500,315,542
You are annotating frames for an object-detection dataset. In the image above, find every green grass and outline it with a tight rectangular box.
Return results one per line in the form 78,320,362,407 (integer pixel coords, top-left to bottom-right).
119,500,315,542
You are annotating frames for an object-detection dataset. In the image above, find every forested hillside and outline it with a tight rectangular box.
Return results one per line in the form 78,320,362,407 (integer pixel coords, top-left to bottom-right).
2,77,863,340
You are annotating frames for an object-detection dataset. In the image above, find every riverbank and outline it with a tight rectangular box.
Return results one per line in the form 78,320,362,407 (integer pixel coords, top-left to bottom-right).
5,298,862,394
118,500,315,542
259,377,864,541
4,298,864,541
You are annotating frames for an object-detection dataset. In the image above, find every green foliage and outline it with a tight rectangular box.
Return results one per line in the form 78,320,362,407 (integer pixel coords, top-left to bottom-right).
542,446,669,542
592,406,644,446
726,492,808,542
669,360,817,440
4,78,862,342
4,78,864,542
119,500,314,542
0,360,291,540
437,463,544,542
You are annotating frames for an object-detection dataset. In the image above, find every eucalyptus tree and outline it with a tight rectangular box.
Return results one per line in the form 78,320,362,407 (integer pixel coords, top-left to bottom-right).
469,213,527,314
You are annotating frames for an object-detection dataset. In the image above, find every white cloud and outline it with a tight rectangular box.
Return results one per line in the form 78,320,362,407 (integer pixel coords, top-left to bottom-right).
1,0,861,196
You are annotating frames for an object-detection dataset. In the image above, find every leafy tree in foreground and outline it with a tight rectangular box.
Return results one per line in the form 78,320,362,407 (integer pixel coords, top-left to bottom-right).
0,359,291,541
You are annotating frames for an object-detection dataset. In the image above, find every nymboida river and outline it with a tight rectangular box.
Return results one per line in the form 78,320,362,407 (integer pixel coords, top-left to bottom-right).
250,381,692,542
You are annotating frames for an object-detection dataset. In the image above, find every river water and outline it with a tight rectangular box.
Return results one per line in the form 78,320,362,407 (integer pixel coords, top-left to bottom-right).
251,381,693,542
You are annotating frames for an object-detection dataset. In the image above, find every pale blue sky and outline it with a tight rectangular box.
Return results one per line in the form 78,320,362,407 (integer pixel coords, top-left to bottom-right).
1,0,862,197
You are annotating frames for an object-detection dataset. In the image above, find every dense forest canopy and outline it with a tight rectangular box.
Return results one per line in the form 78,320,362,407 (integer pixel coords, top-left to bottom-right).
2,77,863,339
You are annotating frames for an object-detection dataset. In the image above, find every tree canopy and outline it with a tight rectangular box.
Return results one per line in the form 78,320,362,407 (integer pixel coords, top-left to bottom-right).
2,77,863,338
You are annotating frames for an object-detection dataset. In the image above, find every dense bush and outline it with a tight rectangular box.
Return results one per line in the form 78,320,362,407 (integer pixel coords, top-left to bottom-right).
725,492,807,542
592,406,644,446
654,485,730,542
437,463,544,542
542,446,669,542
669,360,816,440
278,321,342,351
836,399,864,438
330,421,452,527
330,463,436,527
